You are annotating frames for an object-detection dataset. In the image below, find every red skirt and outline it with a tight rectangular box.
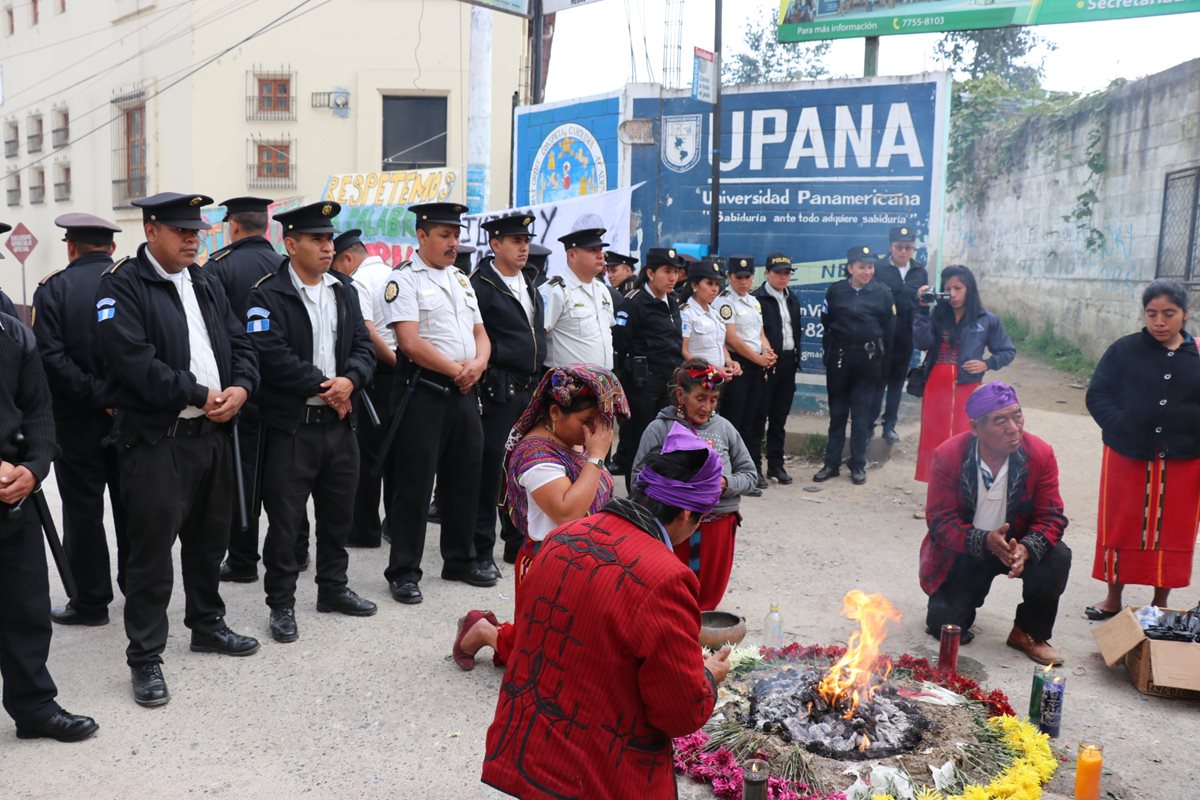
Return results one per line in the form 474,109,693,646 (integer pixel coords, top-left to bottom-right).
1093,447,1200,589
673,513,739,611
914,365,977,482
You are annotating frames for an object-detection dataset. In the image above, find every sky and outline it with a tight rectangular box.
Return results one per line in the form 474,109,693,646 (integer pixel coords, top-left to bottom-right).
543,0,1200,101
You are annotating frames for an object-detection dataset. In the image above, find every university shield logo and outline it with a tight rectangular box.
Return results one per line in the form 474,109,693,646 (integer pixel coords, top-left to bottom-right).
661,114,702,174
529,123,608,205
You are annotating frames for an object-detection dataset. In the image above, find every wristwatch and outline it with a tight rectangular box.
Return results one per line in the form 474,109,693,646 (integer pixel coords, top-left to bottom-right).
586,457,607,470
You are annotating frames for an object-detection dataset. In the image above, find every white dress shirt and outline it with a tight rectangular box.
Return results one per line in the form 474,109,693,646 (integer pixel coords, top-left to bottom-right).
354,255,396,348
728,290,765,355
289,266,340,405
499,270,534,322
381,252,482,362
145,248,220,419
765,284,795,351
539,269,614,369
973,455,1009,533
681,296,727,367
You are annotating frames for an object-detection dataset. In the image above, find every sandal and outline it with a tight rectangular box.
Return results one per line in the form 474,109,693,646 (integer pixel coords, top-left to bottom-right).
1084,606,1118,621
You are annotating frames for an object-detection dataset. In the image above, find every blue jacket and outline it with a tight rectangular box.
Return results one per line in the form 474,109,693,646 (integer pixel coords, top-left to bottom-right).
913,308,1016,385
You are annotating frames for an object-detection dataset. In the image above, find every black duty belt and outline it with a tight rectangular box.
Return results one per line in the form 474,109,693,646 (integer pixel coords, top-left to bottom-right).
165,416,219,438
301,405,343,425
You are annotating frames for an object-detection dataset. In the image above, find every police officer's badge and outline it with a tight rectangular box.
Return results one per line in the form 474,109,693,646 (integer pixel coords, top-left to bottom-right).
384,281,399,303
719,304,733,321
322,204,333,217
456,273,469,289
190,196,204,206
96,297,116,322
246,306,271,333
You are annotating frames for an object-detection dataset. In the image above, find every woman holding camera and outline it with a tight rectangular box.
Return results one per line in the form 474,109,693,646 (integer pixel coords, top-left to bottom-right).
1084,279,1200,619
912,265,1016,482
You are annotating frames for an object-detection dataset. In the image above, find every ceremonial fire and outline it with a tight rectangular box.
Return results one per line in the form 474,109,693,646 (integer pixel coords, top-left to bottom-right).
816,590,902,719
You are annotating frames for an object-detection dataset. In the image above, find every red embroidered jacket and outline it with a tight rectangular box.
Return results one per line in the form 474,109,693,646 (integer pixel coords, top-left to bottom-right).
482,501,717,800
920,431,1068,595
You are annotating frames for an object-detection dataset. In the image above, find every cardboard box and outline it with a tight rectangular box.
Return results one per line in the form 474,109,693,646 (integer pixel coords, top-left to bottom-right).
1093,607,1200,701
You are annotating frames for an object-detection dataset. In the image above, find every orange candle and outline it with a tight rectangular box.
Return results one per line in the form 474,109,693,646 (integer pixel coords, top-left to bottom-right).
1074,741,1103,800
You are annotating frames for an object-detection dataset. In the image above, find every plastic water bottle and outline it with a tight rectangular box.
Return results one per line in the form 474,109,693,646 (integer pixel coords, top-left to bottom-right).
763,603,784,649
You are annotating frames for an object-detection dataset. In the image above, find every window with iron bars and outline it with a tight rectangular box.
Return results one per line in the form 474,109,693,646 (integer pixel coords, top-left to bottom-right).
52,107,69,148
1156,167,1200,283
5,173,20,207
248,138,295,189
27,115,43,153
247,68,296,121
54,162,70,201
3,121,16,158
111,97,147,207
29,167,45,204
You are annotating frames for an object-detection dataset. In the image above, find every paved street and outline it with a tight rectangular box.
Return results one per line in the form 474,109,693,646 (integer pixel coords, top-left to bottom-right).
2,358,1194,799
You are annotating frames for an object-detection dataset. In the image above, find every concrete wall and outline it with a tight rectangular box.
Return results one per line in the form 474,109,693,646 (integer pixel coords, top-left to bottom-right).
942,58,1200,361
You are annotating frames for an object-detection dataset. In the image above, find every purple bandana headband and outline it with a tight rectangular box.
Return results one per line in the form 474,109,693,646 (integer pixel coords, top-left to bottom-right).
966,381,1020,420
636,423,723,514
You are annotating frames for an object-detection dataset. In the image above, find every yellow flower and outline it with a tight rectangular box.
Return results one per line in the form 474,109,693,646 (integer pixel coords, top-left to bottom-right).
952,786,991,800
915,790,946,800
872,795,896,800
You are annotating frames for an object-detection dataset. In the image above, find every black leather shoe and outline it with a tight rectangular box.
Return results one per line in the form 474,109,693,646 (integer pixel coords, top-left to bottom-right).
427,502,441,524
502,539,522,565
607,461,627,476
767,466,793,485
130,663,170,708
883,427,901,444
755,472,768,490
50,604,108,627
442,564,500,588
219,561,257,583
812,465,839,482
744,486,763,498
389,581,423,604
316,588,378,616
190,625,260,657
269,608,298,643
16,709,99,742
851,468,867,485
475,560,502,583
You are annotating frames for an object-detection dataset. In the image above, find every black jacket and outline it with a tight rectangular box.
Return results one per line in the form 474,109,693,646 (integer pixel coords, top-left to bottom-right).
95,244,259,445
245,261,376,433
0,288,16,318
32,251,114,418
874,257,928,326
1086,329,1200,460
612,286,683,380
0,312,58,483
753,282,803,355
820,279,896,352
470,256,545,383
207,236,284,316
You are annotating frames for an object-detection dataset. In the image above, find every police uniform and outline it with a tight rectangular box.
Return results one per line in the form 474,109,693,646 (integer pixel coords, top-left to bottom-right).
539,225,614,369
206,197,292,582
470,214,546,571
681,259,730,368
0,287,16,318
751,253,804,484
96,192,261,707
246,203,378,642
380,202,492,603
816,246,896,484
523,242,552,289
611,247,684,481
604,250,639,309
719,257,770,463
31,213,129,626
871,225,929,441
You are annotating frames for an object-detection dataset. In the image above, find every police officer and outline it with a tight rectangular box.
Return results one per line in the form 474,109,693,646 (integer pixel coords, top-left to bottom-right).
540,216,614,369
721,256,776,494
379,202,493,604
245,202,378,643
96,192,261,707
471,213,545,572
207,196,292,583
751,253,804,486
0,310,99,741
604,250,638,308
331,229,397,548
872,225,928,443
815,246,896,486
611,247,683,481
32,213,128,627
524,242,552,288
681,257,738,375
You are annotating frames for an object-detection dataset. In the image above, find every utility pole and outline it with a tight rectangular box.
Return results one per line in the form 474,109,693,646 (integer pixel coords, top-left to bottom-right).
864,35,879,77
531,0,545,104
710,0,722,255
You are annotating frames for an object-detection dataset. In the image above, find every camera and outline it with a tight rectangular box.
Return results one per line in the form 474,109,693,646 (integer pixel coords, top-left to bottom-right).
920,290,951,304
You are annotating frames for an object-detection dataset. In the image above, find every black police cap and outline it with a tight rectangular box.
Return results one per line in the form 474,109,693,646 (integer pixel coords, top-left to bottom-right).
527,243,551,265
605,251,638,268
454,243,476,273
221,196,272,220
765,252,793,272
728,255,755,276
55,212,121,245
847,245,875,265
274,201,342,235
333,228,364,256
481,213,535,239
644,247,680,270
889,226,916,243
410,202,468,227
688,258,725,282
132,192,214,230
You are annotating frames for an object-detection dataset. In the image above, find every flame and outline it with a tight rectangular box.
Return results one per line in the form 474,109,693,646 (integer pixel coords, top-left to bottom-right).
858,734,870,752
817,590,902,719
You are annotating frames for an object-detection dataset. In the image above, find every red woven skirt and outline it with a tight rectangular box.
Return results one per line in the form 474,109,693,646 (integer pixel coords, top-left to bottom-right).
1093,447,1200,589
673,513,739,611
914,365,977,482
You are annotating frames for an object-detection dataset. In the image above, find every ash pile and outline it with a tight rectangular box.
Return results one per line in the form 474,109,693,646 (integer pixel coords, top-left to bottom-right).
749,667,930,760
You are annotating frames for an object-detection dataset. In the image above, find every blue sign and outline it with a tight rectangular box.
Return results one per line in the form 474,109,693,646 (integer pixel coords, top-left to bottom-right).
513,94,621,207
628,76,949,372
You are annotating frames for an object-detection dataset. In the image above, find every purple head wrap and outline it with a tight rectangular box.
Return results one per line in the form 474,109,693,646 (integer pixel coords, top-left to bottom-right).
965,381,1020,420
635,423,724,514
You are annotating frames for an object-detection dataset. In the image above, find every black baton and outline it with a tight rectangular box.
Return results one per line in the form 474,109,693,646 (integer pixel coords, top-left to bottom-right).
250,420,267,520
9,433,78,599
360,389,381,429
231,418,249,531
372,368,449,478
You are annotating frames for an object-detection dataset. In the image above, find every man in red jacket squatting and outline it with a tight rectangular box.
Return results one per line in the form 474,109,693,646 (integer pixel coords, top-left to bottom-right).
920,381,1071,666
481,422,732,799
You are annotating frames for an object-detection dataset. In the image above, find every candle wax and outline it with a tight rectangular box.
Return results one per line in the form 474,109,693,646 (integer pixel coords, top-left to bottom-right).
1074,746,1103,800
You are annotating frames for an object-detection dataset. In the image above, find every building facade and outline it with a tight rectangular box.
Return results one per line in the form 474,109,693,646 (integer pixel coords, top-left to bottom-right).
2,0,527,308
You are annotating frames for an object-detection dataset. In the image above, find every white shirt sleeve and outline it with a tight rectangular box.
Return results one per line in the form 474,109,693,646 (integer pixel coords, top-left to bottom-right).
540,282,566,331
518,461,569,493
353,277,373,322
380,269,418,327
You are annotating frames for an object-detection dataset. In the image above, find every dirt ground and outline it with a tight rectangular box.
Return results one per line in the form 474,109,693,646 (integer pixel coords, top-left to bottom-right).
2,356,1194,800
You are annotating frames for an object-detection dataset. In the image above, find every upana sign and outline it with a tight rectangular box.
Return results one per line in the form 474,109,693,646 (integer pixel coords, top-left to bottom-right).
4,222,37,265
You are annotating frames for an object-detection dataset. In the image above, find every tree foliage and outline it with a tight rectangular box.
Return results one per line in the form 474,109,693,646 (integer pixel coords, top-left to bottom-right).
722,6,830,86
936,27,1052,92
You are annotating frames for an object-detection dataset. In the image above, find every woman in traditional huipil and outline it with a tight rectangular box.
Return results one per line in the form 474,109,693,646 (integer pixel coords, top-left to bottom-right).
1084,279,1200,619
